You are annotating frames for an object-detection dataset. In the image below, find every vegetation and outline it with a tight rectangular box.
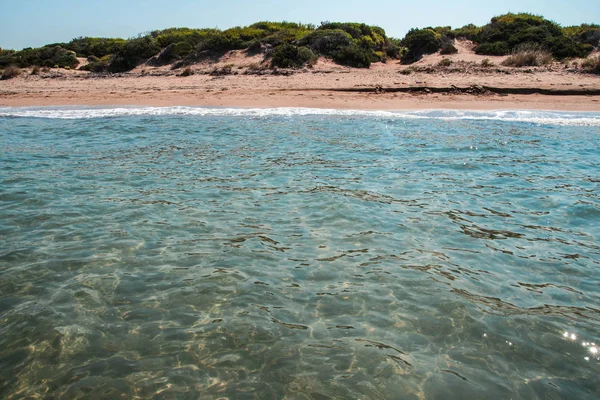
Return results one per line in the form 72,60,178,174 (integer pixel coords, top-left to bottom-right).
0,14,597,73
481,58,493,67
64,37,126,58
0,45,78,68
582,56,600,74
401,28,441,63
440,42,458,55
563,24,600,47
79,55,112,72
438,58,452,67
473,13,592,59
179,66,194,76
451,24,481,41
1,65,21,80
108,36,160,72
271,43,317,68
501,43,553,67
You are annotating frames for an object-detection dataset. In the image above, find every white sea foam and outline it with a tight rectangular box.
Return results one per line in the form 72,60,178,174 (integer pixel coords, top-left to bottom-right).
0,106,599,126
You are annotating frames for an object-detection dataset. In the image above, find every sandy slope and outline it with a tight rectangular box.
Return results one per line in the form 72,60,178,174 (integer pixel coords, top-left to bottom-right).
1,41,599,111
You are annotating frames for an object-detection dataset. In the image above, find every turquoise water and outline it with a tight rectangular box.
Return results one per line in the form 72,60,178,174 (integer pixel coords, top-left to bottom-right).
1,107,599,399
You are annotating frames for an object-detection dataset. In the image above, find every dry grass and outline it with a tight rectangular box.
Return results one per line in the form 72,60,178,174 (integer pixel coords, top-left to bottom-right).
437,58,452,67
179,66,194,77
502,43,553,67
581,56,600,74
1,65,22,80
247,62,266,71
481,58,494,67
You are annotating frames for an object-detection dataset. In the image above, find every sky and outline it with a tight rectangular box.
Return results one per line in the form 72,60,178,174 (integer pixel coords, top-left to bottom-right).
1,0,598,50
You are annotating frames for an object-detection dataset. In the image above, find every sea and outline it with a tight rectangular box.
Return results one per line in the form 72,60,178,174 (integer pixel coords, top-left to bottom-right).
1,107,599,399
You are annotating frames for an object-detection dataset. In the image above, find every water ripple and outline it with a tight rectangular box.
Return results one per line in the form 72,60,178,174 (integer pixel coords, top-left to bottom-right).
0,111,599,399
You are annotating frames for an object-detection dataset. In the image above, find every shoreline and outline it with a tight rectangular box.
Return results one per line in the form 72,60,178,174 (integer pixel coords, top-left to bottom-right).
1,90,598,112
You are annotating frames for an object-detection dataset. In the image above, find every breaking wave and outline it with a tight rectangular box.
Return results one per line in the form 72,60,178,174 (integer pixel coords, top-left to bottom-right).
0,106,599,126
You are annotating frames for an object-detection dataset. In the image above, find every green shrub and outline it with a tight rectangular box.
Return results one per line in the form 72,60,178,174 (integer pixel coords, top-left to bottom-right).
475,41,510,55
401,28,441,63
271,43,317,68
299,29,353,55
440,42,458,54
564,24,600,48
474,13,592,59
1,65,21,80
80,54,112,72
317,22,386,51
451,24,481,41
297,23,393,65
171,41,194,58
197,33,245,52
547,36,592,59
385,37,402,58
109,36,160,72
65,37,126,57
438,58,452,67
6,46,80,68
0,49,16,67
332,44,371,68
501,43,553,67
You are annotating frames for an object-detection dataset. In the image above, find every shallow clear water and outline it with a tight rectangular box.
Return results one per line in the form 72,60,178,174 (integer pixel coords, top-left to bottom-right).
1,108,599,399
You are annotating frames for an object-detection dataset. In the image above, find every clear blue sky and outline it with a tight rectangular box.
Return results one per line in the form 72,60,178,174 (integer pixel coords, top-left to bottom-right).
1,0,598,50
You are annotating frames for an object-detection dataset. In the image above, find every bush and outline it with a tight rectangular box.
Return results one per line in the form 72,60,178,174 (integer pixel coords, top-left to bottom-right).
452,24,481,41
401,28,441,64
333,44,371,68
109,36,160,72
474,13,592,59
564,24,600,48
299,29,353,55
271,44,317,68
385,37,402,58
317,22,387,52
9,46,80,68
438,58,452,67
31,66,40,75
502,43,553,67
548,36,592,59
581,56,600,74
475,41,510,55
0,49,16,67
481,58,494,67
152,28,219,49
440,42,458,55
65,37,126,58
80,54,112,72
1,65,21,80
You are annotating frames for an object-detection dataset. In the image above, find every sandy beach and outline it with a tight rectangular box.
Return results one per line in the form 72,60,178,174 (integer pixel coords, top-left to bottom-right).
2,41,599,111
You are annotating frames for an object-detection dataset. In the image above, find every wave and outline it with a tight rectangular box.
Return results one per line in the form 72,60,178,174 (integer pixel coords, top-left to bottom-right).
0,106,599,126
